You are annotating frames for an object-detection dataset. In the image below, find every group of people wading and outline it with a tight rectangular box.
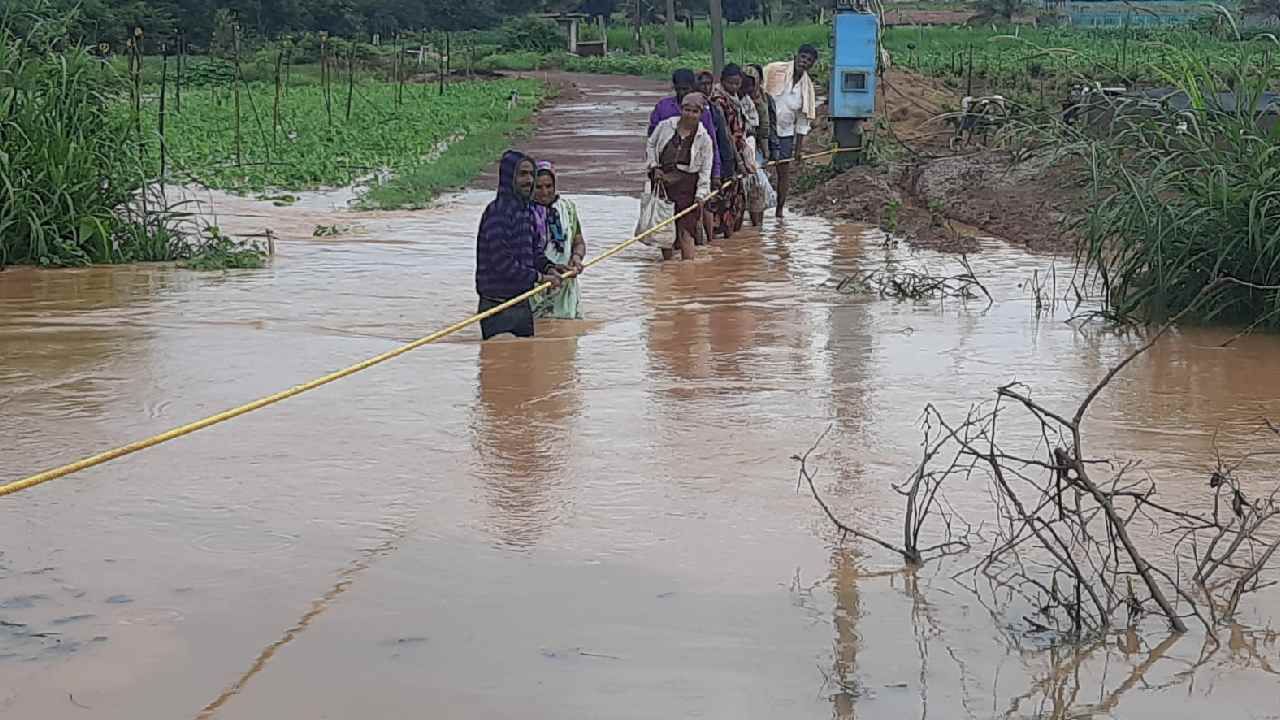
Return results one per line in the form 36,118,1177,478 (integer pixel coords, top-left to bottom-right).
645,45,818,260
475,44,819,340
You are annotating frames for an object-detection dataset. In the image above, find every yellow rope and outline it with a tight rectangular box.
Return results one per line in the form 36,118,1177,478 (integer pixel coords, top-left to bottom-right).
0,149,848,499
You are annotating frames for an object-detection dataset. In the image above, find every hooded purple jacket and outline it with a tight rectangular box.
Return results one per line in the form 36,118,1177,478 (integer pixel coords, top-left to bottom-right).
475,150,551,299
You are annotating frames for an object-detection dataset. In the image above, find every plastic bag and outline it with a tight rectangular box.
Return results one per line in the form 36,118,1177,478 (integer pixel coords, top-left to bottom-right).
636,179,676,249
741,136,776,213
746,166,776,213
758,167,777,210
742,137,761,174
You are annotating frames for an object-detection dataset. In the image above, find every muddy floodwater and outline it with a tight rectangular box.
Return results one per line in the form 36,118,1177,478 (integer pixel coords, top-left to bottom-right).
3,75,1280,719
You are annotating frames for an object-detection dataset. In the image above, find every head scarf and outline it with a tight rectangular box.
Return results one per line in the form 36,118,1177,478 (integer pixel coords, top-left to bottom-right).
681,91,708,112
479,149,540,274
532,161,566,255
720,78,759,129
497,149,534,201
535,160,557,193
743,66,763,97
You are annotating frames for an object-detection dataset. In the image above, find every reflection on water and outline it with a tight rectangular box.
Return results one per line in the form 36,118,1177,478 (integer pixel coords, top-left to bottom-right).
829,548,861,719
4,190,1280,715
472,336,581,549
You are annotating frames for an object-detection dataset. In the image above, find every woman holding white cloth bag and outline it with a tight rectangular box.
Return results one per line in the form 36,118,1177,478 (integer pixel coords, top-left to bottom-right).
643,92,714,261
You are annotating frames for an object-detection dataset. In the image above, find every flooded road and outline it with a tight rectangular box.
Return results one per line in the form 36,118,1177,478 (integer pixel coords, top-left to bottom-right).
3,75,1280,719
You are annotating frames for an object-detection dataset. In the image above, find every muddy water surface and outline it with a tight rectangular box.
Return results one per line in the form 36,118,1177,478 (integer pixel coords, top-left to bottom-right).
3,76,1280,720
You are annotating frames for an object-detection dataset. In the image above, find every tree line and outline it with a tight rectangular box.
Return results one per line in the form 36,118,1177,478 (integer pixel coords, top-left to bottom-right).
0,0,605,44
0,0,798,47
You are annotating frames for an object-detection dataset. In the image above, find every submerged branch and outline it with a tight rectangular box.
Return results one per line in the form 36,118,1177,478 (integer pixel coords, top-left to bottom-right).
797,277,1280,636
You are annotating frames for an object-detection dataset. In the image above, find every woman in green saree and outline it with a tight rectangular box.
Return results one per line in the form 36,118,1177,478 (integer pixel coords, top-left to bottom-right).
531,162,585,320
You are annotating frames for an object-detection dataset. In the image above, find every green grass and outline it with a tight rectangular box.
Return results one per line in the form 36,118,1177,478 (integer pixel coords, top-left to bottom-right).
473,20,1270,98
1068,45,1280,326
476,50,547,72
359,83,548,209
480,22,830,78
881,24,1273,92
484,47,822,80
140,78,544,194
184,228,269,270
605,21,827,58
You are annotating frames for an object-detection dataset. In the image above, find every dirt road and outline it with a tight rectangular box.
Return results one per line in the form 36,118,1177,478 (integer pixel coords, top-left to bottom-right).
477,72,667,195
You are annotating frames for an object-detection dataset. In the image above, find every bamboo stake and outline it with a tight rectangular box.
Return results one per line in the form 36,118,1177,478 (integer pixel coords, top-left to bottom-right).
437,34,444,96
965,43,974,98
395,33,404,107
321,35,332,128
345,41,355,122
131,28,148,246
467,33,475,79
242,69,272,166
420,30,427,99
273,48,283,150
233,23,242,167
175,31,183,113
131,29,144,167
159,42,169,194
1121,13,1130,78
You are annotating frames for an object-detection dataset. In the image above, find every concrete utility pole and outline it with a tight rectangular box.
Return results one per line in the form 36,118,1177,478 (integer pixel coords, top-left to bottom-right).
665,0,679,57
708,0,726,75
634,0,642,48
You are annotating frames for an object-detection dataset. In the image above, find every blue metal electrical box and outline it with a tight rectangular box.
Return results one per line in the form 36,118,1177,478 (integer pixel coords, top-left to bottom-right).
830,8,878,120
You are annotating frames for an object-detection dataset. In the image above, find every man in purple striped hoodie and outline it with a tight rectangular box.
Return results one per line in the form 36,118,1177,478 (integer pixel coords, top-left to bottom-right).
475,150,562,340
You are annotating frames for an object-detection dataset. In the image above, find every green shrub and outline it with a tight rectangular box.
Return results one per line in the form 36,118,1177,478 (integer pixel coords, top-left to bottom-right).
184,228,269,270
498,17,564,53
0,4,273,267
605,21,826,59
478,50,550,72
184,57,236,86
285,33,330,64
0,10,140,265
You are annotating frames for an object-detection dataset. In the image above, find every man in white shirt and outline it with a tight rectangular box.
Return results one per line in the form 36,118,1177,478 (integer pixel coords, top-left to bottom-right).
764,45,819,218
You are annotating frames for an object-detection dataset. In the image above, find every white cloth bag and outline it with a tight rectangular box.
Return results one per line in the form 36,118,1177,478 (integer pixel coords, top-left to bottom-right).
636,179,677,249
756,167,777,210
742,137,776,212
